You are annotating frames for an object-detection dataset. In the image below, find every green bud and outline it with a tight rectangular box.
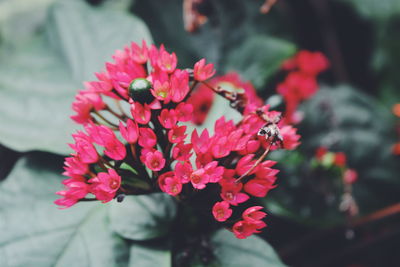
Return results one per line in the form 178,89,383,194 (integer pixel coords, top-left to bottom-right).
128,78,153,103
321,152,335,168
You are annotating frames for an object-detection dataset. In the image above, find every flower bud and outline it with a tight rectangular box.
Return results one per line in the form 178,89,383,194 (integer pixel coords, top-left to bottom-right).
129,78,153,103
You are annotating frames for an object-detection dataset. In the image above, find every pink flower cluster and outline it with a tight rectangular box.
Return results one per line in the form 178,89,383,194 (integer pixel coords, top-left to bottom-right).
56,41,301,239
278,50,329,124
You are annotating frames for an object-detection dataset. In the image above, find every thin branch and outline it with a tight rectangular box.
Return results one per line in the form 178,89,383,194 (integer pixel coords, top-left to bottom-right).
235,142,272,183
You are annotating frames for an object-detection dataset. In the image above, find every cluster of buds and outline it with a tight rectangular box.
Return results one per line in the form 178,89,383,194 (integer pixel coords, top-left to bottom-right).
314,147,359,217
55,41,300,239
277,50,329,124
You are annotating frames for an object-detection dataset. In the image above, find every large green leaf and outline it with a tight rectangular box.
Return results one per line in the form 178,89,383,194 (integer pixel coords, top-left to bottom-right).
109,193,177,241
209,230,286,267
0,0,152,155
224,35,296,89
129,244,171,267
0,154,129,267
0,153,181,266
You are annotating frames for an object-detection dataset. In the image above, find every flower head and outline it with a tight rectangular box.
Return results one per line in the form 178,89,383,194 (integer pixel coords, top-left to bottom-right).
56,41,302,240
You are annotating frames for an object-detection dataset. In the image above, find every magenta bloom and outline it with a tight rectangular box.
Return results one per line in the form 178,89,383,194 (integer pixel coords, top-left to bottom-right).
158,172,182,196
212,201,232,222
119,119,139,144
131,102,151,124
193,58,216,81
89,169,121,203
232,220,265,239
138,127,157,148
242,206,267,223
144,150,166,172
190,168,209,190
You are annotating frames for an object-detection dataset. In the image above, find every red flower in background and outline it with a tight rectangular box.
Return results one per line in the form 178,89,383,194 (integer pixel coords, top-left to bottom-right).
278,50,329,124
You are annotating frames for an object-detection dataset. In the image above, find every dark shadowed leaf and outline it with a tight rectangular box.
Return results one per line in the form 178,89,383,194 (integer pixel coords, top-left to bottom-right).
129,243,171,267
224,35,296,89
338,0,400,19
109,193,177,241
209,229,287,267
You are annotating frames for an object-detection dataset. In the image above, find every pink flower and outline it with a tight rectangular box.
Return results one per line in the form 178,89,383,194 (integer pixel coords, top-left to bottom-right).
236,154,256,176
89,169,121,202
204,161,224,183
158,171,182,196
244,177,276,198
212,201,232,222
69,132,98,164
138,127,157,148
164,176,182,196
85,123,115,147
131,40,148,64
219,180,249,206
143,150,166,171
193,58,216,81
187,84,214,125
172,142,192,161
211,136,231,159
151,80,171,103
191,129,211,154
131,102,151,124
242,206,267,223
280,125,301,150
190,168,209,189
232,220,265,239
175,103,193,122
63,156,88,177
71,93,103,124
157,48,177,73
343,169,358,184
158,109,178,129
119,119,139,144
170,69,189,102
104,138,127,161
296,50,329,75
168,125,187,143
174,162,192,184
238,139,260,155
55,178,90,208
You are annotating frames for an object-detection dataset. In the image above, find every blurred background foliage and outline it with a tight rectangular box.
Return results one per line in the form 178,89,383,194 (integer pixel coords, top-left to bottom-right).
0,0,399,266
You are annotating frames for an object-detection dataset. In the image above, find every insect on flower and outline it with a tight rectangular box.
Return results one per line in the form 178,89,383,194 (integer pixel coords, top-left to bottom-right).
257,112,283,147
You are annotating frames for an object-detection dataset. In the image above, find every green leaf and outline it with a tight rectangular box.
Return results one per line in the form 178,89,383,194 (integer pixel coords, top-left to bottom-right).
0,154,129,267
132,0,292,70
224,35,296,89
109,193,177,240
210,230,287,267
129,244,171,267
0,0,152,155
338,0,400,19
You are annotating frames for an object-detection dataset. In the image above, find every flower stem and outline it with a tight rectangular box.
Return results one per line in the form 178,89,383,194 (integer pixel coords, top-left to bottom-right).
93,110,119,128
235,142,272,183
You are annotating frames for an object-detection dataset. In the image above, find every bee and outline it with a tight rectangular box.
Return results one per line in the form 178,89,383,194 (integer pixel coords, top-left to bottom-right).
257,113,283,146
